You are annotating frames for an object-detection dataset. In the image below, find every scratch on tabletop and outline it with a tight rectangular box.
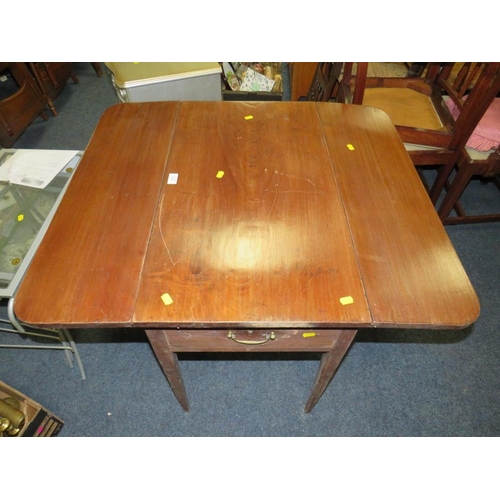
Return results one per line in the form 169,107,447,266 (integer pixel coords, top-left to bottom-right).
158,194,178,266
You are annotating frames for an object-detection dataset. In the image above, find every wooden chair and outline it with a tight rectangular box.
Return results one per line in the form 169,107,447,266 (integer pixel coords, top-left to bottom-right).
91,62,103,77
436,146,500,224
28,62,79,116
307,63,408,102
307,63,343,101
331,63,500,206
432,90,500,224
433,91,500,224
0,62,49,148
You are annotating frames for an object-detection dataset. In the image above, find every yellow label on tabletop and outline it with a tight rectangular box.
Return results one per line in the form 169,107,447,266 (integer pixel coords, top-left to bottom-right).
161,293,173,306
340,296,354,305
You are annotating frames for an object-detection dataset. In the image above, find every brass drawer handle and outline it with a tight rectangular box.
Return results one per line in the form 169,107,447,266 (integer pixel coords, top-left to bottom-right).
227,331,276,345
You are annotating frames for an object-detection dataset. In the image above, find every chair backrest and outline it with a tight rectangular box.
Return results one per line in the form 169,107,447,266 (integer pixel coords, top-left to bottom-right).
338,62,445,102
307,63,343,101
336,62,369,104
337,62,500,152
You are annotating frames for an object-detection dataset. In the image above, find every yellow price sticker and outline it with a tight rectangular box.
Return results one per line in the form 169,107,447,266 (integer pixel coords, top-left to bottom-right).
340,296,354,305
161,293,173,306
347,144,355,151
216,170,225,178
302,332,316,338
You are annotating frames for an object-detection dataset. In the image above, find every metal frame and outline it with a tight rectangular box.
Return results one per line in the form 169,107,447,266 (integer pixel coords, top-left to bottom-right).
0,149,86,379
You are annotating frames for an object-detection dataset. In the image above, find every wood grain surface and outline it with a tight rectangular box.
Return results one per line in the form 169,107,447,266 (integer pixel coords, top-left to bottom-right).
133,101,370,328
14,102,180,326
14,101,479,330
317,103,479,327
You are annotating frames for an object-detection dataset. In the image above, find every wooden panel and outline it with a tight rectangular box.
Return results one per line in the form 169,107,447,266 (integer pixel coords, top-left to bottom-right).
14,102,180,327
14,101,479,332
155,328,345,352
289,62,317,100
317,103,480,328
133,101,371,328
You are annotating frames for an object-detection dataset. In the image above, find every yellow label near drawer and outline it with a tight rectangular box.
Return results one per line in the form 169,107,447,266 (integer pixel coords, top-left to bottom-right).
302,332,316,338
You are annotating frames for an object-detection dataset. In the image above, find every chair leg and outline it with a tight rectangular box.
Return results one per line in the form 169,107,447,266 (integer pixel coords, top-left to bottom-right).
47,98,58,117
430,153,460,204
91,63,103,77
438,167,474,222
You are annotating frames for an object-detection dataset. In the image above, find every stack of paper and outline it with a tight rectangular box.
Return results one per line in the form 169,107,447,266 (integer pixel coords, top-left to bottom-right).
0,150,79,189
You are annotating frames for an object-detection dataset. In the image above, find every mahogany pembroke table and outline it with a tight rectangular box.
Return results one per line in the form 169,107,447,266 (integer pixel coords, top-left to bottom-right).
14,102,480,412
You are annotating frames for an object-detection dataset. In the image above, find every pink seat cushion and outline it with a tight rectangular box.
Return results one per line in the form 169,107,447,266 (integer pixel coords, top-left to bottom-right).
446,97,500,151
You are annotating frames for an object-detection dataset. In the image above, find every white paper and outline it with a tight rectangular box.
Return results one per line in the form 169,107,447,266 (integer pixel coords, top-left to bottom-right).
0,150,79,189
167,173,179,185
239,68,275,92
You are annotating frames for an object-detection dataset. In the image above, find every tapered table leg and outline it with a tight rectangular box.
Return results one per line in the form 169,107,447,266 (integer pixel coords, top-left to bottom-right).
147,328,357,413
304,330,357,413
146,330,190,411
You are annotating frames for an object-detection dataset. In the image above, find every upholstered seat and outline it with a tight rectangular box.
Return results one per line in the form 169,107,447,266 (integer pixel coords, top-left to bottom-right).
445,97,500,152
362,87,444,131
435,96,500,224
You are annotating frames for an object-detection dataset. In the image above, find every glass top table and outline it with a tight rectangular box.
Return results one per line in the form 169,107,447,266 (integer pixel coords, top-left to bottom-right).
0,149,82,296
0,149,85,379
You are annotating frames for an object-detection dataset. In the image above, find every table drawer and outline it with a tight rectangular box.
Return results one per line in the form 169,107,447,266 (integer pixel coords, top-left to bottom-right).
158,329,349,352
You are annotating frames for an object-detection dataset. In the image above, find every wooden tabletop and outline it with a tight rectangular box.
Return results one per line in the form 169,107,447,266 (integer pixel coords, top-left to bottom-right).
14,101,479,330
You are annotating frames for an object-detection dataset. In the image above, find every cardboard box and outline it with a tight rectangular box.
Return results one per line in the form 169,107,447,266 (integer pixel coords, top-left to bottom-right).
221,63,283,101
222,90,283,101
0,380,63,437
